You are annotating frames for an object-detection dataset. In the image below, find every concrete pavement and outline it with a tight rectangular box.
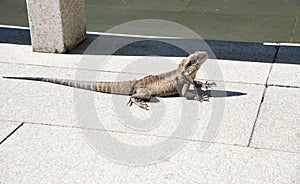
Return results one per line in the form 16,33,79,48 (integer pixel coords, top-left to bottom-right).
0,36,299,183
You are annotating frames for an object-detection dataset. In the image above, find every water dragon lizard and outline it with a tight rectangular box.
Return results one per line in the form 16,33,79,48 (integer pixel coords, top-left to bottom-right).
3,51,215,110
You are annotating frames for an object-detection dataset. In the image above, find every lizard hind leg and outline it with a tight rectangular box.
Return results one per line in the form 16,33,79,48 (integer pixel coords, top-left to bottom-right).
127,97,149,110
127,88,153,110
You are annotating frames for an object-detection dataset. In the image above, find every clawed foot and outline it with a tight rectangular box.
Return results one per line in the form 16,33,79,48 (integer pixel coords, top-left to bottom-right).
185,91,209,102
202,81,216,89
194,81,216,89
127,97,149,110
195,94,209,102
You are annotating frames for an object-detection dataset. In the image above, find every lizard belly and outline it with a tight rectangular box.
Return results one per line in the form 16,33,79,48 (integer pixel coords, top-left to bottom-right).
151,81,179,97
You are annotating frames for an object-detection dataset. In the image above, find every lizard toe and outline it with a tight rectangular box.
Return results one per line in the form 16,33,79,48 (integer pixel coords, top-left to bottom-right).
196,94,209,102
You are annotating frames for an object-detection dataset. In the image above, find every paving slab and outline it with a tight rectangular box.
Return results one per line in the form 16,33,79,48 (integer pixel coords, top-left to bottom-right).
197,59,271,84
0,61,264,146
250,86,300,153
268,46,300,87
0,44,272,84
0,43,188,73
0,120,22,142
93,82,264,146
0,63,142,127
0,123,299,183
268,63,300,87
0,44,83,69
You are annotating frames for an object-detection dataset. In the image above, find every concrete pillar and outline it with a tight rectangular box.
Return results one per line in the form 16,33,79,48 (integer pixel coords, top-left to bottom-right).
26,0,86,53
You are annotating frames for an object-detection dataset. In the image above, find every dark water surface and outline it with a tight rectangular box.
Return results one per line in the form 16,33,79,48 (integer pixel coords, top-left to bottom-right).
0,0,299,43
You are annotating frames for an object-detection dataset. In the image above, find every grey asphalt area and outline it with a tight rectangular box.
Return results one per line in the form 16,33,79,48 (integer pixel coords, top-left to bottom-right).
0,33,300,183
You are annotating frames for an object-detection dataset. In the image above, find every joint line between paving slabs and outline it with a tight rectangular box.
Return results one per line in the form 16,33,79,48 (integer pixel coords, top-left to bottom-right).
247,45,280,147
0,122,24,145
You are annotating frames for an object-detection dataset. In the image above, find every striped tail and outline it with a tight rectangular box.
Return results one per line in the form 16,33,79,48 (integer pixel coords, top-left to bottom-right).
2,76,135,95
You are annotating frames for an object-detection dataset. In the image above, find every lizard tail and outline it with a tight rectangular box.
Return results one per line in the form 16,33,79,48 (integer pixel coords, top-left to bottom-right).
2,76,135,95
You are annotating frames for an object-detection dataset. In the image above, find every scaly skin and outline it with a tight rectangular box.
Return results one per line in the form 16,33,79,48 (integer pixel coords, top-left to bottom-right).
3,51,215,110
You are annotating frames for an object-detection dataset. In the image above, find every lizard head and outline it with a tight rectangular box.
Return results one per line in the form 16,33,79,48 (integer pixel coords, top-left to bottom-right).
179,51,208,82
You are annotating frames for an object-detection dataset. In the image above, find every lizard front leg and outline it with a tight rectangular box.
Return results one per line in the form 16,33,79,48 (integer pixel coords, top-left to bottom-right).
179,83,208,102
194,80,216,89
184,90,209,102
192,81,213,102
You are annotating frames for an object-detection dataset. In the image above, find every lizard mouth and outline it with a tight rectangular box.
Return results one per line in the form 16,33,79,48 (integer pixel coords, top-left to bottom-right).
194,51,208,64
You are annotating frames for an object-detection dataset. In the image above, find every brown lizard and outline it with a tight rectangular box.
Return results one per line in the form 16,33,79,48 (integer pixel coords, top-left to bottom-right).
3,51,215,110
